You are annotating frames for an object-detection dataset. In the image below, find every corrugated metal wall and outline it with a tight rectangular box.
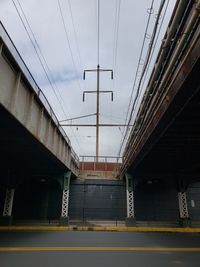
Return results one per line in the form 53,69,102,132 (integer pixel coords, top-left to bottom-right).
187,182,200,221
13,179,62,220
0,185,6,215
134,181,179,221
69,179,126,221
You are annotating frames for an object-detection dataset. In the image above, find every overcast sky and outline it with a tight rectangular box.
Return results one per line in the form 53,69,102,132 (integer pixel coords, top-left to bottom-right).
0,0,176,159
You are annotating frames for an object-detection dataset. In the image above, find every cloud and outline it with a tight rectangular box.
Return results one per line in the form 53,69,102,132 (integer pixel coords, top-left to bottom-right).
0,0,176,157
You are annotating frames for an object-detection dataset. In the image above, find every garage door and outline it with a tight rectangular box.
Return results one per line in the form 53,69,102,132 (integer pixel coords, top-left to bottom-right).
69,179,126,221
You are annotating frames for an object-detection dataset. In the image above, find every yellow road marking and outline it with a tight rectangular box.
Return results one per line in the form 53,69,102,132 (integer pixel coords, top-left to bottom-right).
0,226,70,231
0,226,200,233
0,246,200,252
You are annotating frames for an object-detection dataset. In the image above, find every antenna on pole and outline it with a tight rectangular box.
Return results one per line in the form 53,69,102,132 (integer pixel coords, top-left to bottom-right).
83,65,114,162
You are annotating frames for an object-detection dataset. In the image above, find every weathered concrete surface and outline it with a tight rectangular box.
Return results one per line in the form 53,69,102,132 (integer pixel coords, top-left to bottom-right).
0,22,79,176
79,170,119,179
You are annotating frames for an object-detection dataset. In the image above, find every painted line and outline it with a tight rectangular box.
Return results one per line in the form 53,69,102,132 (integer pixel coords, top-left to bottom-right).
0,246,200,252
0,226,70,231
1,226,200,233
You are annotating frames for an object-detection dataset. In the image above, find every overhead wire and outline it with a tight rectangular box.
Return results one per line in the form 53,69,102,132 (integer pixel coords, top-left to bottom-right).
97,0,100,65
57,0,83,96
11,0,83,152
67,0,83,70
100,113,124,124
118,0,167,156
111,0,121,129
12,0,64,108
118,0,155,155
112,0,121,76
139,0,170,101
124,0,170,151
126,0,167,124
66,0,91,119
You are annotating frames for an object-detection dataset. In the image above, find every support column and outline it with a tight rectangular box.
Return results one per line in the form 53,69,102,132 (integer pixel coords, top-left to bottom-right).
177,178,190,226
60,171,71,225
0,188,15,225
178,191,190,227
125,173,135,226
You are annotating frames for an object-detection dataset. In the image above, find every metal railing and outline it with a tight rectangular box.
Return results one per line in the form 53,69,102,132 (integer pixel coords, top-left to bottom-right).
79,156,122,173
0,22,79,166
71,148,79,166
80,155,123,163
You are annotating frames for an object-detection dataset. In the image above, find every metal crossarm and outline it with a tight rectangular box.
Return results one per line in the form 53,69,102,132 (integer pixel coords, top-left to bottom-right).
83,64,114,161
83,90,113,102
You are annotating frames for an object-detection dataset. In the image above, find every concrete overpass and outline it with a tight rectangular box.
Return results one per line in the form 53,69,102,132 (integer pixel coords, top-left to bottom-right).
1,2,200,266
0,0,200,228
0,22,79,225
122,0,200,225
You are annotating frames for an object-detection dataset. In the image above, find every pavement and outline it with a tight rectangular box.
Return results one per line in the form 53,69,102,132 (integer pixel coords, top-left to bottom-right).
0,230,200,266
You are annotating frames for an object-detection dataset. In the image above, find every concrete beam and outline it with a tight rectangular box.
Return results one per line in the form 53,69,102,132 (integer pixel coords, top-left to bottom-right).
0,23,79,176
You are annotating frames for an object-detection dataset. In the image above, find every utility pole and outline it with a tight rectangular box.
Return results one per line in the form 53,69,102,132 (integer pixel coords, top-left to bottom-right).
83,64,113,161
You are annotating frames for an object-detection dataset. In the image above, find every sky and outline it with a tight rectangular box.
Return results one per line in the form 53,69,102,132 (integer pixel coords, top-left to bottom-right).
0,0,176,159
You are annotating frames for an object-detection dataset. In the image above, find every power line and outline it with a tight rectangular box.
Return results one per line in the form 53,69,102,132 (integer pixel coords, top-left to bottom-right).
100,113,124,124
111,0,121,124
125,0,170,150
12,0,83,152
139,0,170,100
58,0,91,120
12,0,61,103
57,0,83,95
66,0,91,118
17,0,82,152
13,0,70,114
119,0,167,156
97,0,100,65
67,0,83,70
118,0,155,155
112,0,121,76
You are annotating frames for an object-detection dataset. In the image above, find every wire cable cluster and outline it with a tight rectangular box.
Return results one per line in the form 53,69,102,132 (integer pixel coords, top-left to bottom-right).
11,0,83,152
118,0,168,156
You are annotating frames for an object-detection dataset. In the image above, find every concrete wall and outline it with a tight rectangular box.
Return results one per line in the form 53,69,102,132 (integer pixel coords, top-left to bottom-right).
79,162,121,179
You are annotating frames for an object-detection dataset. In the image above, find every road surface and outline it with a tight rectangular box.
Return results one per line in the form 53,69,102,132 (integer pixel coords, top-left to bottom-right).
0,230,200,266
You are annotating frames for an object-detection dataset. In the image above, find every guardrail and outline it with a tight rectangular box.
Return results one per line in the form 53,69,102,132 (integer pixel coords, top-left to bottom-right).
79,156,123,173
80,156,123,163
0,22,79,167
71,148,79,166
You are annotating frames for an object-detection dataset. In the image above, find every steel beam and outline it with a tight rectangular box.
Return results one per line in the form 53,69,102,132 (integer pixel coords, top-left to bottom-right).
60,171,71,225
125,173,135,226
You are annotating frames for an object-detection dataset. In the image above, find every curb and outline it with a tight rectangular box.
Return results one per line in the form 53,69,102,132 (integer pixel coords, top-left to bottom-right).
0,226,200,233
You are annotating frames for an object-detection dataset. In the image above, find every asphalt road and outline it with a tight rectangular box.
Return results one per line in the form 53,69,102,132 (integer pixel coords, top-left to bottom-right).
0,230,200,267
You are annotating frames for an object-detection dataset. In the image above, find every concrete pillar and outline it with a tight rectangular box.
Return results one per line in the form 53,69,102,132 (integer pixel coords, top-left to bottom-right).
0,188,15,225
60,171,71,225
125,173,135,226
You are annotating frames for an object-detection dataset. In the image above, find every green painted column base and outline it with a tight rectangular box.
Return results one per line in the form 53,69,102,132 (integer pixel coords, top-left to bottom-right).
125,217,136,226
179,218,191,227
0,216,13,226
59,216,69,226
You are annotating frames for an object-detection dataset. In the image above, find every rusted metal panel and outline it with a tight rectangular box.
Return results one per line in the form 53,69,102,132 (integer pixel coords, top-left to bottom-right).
122,19,200,173
80,162,121,172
